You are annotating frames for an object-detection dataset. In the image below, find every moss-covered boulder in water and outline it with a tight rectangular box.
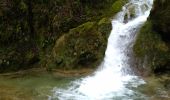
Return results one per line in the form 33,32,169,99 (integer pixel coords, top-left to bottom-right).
52,19,111,69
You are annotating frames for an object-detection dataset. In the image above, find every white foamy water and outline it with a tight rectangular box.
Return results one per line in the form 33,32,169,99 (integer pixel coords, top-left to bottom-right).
50,0,153,100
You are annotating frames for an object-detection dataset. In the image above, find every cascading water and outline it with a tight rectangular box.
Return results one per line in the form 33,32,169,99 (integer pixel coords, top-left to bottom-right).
50,0,153,99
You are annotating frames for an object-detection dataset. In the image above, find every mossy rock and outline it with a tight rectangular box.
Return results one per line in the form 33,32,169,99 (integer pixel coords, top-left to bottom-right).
111,0,128,15
51,19,111,70
98,18,112,40
133,21,170,74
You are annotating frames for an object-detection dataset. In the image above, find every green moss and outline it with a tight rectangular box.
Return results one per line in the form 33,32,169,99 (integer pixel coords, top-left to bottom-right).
98,18,112,40
111,0,127,15
98,18,110,26
70,22,95,34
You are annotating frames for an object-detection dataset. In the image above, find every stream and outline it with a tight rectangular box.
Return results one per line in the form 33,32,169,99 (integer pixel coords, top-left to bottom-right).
0,70,170,100
0,0,170,100
50,0,158,99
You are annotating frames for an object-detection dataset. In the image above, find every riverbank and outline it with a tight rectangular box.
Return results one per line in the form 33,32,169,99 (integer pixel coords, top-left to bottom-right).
0,67,95,78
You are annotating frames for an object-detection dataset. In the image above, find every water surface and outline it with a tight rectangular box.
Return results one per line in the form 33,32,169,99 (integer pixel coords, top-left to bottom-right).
0,71,170,100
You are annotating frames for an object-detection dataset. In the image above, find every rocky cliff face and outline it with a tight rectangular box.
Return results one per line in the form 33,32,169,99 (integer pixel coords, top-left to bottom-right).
133,0,170,74
0,0,127,72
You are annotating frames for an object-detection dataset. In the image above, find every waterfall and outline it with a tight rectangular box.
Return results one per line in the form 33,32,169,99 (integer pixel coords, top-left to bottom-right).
50,0,153,100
